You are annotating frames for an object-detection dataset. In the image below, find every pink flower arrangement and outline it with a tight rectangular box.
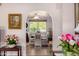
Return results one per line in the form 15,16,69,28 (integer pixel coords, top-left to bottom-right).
5,34,18,45
59,33,77,45
58,33,79,55
59,34,74,41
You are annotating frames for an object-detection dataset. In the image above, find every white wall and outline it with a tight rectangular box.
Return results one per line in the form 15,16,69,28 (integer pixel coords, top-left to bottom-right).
53,3,75,51
0,3,75,55
62,3,75,34
0,3,27,56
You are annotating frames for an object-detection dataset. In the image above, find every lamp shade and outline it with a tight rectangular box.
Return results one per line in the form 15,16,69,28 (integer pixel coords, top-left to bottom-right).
74,24,79,33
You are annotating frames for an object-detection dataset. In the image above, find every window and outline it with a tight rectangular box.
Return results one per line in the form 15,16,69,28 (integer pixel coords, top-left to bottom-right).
29,21,46,33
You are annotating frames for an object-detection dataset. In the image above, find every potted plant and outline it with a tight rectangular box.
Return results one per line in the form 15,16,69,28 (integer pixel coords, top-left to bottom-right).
5,34,18,48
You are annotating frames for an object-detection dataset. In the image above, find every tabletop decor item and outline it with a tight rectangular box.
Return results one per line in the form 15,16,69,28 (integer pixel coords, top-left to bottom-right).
58,33,79,56
5,34,18,48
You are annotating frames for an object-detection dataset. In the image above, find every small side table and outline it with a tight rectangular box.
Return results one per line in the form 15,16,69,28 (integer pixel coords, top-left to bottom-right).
0,46,22,56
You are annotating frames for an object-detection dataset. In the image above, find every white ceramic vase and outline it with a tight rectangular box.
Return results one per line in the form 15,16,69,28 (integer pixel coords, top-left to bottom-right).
7,44,16,48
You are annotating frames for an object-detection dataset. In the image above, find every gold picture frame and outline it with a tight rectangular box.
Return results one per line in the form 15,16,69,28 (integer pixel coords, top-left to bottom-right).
75,3,79,27
8,14,22,29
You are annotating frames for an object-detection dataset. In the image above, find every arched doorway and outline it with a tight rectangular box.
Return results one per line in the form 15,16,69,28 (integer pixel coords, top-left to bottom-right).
26,11,53,56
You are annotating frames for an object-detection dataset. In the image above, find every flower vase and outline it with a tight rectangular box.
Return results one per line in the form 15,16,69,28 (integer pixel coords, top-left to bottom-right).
7,44,16,48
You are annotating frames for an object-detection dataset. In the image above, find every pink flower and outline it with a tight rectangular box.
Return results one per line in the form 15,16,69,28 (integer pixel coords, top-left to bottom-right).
13,34,16,38
58,34,67,41
61,34,67,41
13,34,15,37
65,34,73,40
6,35,10,39
77,42,79,46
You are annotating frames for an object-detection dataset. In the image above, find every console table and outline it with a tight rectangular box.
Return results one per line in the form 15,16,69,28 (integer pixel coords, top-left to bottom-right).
0,46,22,56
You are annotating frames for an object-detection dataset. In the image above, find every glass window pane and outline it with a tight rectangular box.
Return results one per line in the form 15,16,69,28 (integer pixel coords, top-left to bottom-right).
38,22,46,32
29,21,46,32
29,22,37,32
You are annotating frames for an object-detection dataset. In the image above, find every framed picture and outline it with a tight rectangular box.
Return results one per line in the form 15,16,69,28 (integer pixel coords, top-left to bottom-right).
8,14,22,29
75,3,79,27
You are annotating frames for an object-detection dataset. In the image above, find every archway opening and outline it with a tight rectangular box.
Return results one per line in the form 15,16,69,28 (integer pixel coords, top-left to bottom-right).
26,10,53,56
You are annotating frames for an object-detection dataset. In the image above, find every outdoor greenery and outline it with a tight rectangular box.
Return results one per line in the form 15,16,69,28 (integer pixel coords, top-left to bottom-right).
29,22,46,32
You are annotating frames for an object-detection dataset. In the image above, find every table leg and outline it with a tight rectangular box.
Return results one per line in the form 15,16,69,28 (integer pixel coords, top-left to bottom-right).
4,51,5,56
0,51,1,56
20,49,22,56
18,50,19,56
